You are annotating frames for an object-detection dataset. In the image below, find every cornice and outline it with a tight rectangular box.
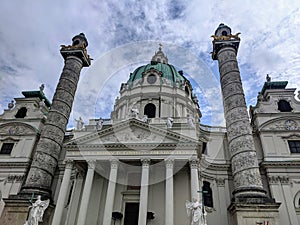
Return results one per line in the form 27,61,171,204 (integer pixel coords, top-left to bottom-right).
261,161,300,168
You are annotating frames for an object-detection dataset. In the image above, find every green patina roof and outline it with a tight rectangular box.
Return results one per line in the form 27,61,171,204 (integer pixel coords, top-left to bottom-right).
261,81,288,95
127,62,186,84
22,90,51,107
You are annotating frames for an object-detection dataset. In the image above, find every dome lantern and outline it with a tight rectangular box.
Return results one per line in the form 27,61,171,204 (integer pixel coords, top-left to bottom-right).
151,44,168,64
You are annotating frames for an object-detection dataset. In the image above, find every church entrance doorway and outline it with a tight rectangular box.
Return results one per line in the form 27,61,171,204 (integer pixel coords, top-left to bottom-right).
123,202,139,225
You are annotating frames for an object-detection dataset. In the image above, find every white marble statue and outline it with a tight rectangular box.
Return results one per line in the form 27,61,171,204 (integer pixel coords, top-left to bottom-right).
39,99,46,108
39,84,45,92
96,117,104,130
186,199,207,225
166,117,173,128
187,114,195,128
8,100,14,110
75,117,84,130
27,195,50,225
131,107,139,119
141,114,148,123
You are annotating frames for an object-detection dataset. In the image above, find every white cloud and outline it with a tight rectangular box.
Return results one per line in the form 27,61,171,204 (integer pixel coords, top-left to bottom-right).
0,0,299,127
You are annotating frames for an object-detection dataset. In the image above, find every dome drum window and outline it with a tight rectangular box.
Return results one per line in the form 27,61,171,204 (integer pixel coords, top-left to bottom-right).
147,74,157,84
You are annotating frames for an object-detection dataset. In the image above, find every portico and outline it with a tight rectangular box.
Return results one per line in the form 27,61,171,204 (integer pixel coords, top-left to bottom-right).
51,119,201,225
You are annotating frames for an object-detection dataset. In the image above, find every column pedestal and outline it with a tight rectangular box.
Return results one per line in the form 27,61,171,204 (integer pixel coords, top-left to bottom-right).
0,196,54,225
228,203,281,225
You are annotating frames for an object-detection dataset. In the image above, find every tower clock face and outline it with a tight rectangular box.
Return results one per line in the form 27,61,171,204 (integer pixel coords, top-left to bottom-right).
285,119,298,130
147,74,157,84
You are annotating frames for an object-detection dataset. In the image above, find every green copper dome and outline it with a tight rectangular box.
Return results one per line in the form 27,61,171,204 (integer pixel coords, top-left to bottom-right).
127,62,186,84
127,45,187,85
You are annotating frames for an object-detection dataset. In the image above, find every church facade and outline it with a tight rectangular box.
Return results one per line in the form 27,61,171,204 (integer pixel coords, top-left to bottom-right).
0,24,300,225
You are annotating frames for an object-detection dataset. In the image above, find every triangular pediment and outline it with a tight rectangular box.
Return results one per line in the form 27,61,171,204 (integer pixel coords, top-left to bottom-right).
65,119,198,147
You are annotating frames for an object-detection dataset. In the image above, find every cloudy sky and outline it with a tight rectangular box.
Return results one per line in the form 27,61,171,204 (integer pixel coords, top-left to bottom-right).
0,0,299,128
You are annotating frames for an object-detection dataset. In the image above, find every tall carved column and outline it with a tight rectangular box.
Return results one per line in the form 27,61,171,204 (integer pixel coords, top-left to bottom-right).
212,24,266,201
22,33,91,197
212,23,280,225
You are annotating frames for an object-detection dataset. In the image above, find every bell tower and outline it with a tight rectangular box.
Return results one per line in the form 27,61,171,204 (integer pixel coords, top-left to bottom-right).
212,23,280,225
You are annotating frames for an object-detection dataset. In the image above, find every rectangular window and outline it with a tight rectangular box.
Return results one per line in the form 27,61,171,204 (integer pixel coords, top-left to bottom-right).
202,142,207,154
0,143,14,154
288,140,300,153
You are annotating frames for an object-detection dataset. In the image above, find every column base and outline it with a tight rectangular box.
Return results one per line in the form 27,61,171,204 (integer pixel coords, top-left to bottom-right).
228,202,281,225
0,194,54,225
20,185,52,199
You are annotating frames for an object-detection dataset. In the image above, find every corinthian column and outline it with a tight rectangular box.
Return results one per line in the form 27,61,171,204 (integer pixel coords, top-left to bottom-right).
103,159,119,225
22,33,91,197
138,158,150,225
212,24,266,201
76,160,96,225
51,160,74,225
189,158,200,201
165,158,174,225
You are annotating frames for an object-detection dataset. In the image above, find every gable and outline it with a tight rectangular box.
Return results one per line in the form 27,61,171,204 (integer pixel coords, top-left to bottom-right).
0,122,38,136
259,116,300,131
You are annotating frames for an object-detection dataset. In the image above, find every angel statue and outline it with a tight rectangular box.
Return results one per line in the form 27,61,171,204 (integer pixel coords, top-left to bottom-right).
26,195,50,225
186,198,207,225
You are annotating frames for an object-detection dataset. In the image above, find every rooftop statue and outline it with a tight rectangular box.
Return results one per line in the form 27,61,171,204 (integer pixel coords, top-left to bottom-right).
8,100,14,110
75,117,84,130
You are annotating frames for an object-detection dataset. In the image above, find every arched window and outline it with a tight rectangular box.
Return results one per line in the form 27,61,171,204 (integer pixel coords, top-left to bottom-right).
185,86,190,97
294,191,300,208
144,103,156,118
202,181,213,208
15,107,27,118
278,100,293,112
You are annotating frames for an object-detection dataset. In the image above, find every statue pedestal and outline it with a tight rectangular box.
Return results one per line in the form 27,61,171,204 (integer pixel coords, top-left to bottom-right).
228,202,281,225
0,195,53,225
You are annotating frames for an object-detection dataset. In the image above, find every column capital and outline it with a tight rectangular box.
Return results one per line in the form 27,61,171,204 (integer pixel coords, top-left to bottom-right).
64,159,74,169
110,159,119,169
87,160,96,169
189,157,199,169
141,158,151,167
165,158,175,169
